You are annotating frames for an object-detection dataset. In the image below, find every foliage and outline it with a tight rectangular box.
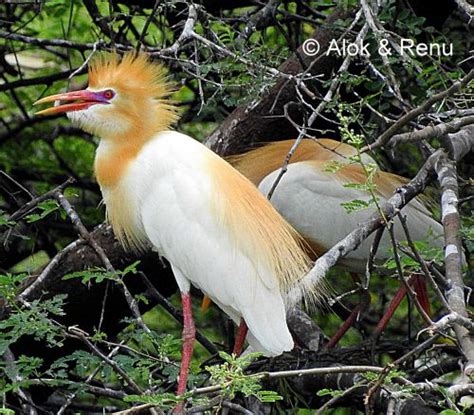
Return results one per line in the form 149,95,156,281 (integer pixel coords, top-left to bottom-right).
62,260,141,284
206,352,283,402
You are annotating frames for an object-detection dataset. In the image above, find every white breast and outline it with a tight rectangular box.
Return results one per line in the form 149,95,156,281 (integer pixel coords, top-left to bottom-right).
119,131,294,356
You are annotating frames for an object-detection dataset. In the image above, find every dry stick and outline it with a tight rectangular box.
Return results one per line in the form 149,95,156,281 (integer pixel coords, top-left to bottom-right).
15,296,144,406
365,226,385,289
237,0,280,41
426,108,474,120
397,244,449,293
55,190,151,334
117,365,398,414
272,8,363,119
364,332,443,414
18,239,86,301
412,356,460,383
421,313,474,333
192,365,387,397
267,10,369,200
386,223,432,326
360,0,402,99
67,327,143,395
453,0,474,24
0,170,34,201
393,333,442,367
189,25,285,79
448,383,474,398
3,347,38,415
160,4,198,55
8,177,74,222
388,115,474,147
28,378,126,400
113,404,152,414
0,27,186,62
171,4,339,84
361,69,474,152
0,30,101,51
409,382,474,403
315,384,366,415
435,152,474,376
68,42,99,80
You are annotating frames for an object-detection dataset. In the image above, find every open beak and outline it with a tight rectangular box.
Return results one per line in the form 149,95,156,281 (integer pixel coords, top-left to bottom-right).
34,90,108,116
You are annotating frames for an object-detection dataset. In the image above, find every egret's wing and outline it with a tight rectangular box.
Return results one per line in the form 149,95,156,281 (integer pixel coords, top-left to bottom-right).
258,161,443,271
138,132,298,355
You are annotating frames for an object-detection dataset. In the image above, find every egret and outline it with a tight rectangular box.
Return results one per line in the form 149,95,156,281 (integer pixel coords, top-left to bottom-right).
226,139,444,343
230,138,443,268
34,53,322,403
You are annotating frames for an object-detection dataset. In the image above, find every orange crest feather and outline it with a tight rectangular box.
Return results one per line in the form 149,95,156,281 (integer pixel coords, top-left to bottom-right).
89,52,174,100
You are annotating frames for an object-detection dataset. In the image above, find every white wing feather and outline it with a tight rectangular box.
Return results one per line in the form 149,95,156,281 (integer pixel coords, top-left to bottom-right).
128,131,292,356
258,162,444,272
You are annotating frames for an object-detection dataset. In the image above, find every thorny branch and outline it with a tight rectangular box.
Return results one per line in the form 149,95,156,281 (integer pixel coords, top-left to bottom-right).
435,152,474,376
362,69,474,152
266,7,367,199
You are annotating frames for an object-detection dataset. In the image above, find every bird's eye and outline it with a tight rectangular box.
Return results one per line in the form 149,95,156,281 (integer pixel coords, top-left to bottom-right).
103,89,115,100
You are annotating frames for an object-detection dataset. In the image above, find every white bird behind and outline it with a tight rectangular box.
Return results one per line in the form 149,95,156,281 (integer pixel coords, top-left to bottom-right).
231,139,444,273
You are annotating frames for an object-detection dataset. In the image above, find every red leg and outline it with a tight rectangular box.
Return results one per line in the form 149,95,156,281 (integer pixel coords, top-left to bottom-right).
233,319,248,356
373,274,431,338
327,303,363,349
175,292,195,413
373,284,408,337
327,273,370,348
411,273,431,317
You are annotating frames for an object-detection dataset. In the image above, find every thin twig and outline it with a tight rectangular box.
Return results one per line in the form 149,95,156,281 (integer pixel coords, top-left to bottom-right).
266,9,368,199
57,342,124,414
388,115,474,147
8,178,74,222
67,327,143,395
55,190,151,334
362,69,474,152
397,214,450,310
315,383,366,415
435,151,474,376
386,222,432,326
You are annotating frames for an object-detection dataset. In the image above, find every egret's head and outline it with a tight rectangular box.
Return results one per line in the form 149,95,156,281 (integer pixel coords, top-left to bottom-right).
34,53,179,141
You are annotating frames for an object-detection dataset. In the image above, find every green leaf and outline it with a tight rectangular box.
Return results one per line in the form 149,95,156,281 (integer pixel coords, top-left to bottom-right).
62,269,115,284
25,200,59,223
340,199,371,213
0,212,15,227
317,388,343,397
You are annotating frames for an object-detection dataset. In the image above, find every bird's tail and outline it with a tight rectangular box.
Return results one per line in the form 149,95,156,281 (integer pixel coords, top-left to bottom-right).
285,256,332,311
